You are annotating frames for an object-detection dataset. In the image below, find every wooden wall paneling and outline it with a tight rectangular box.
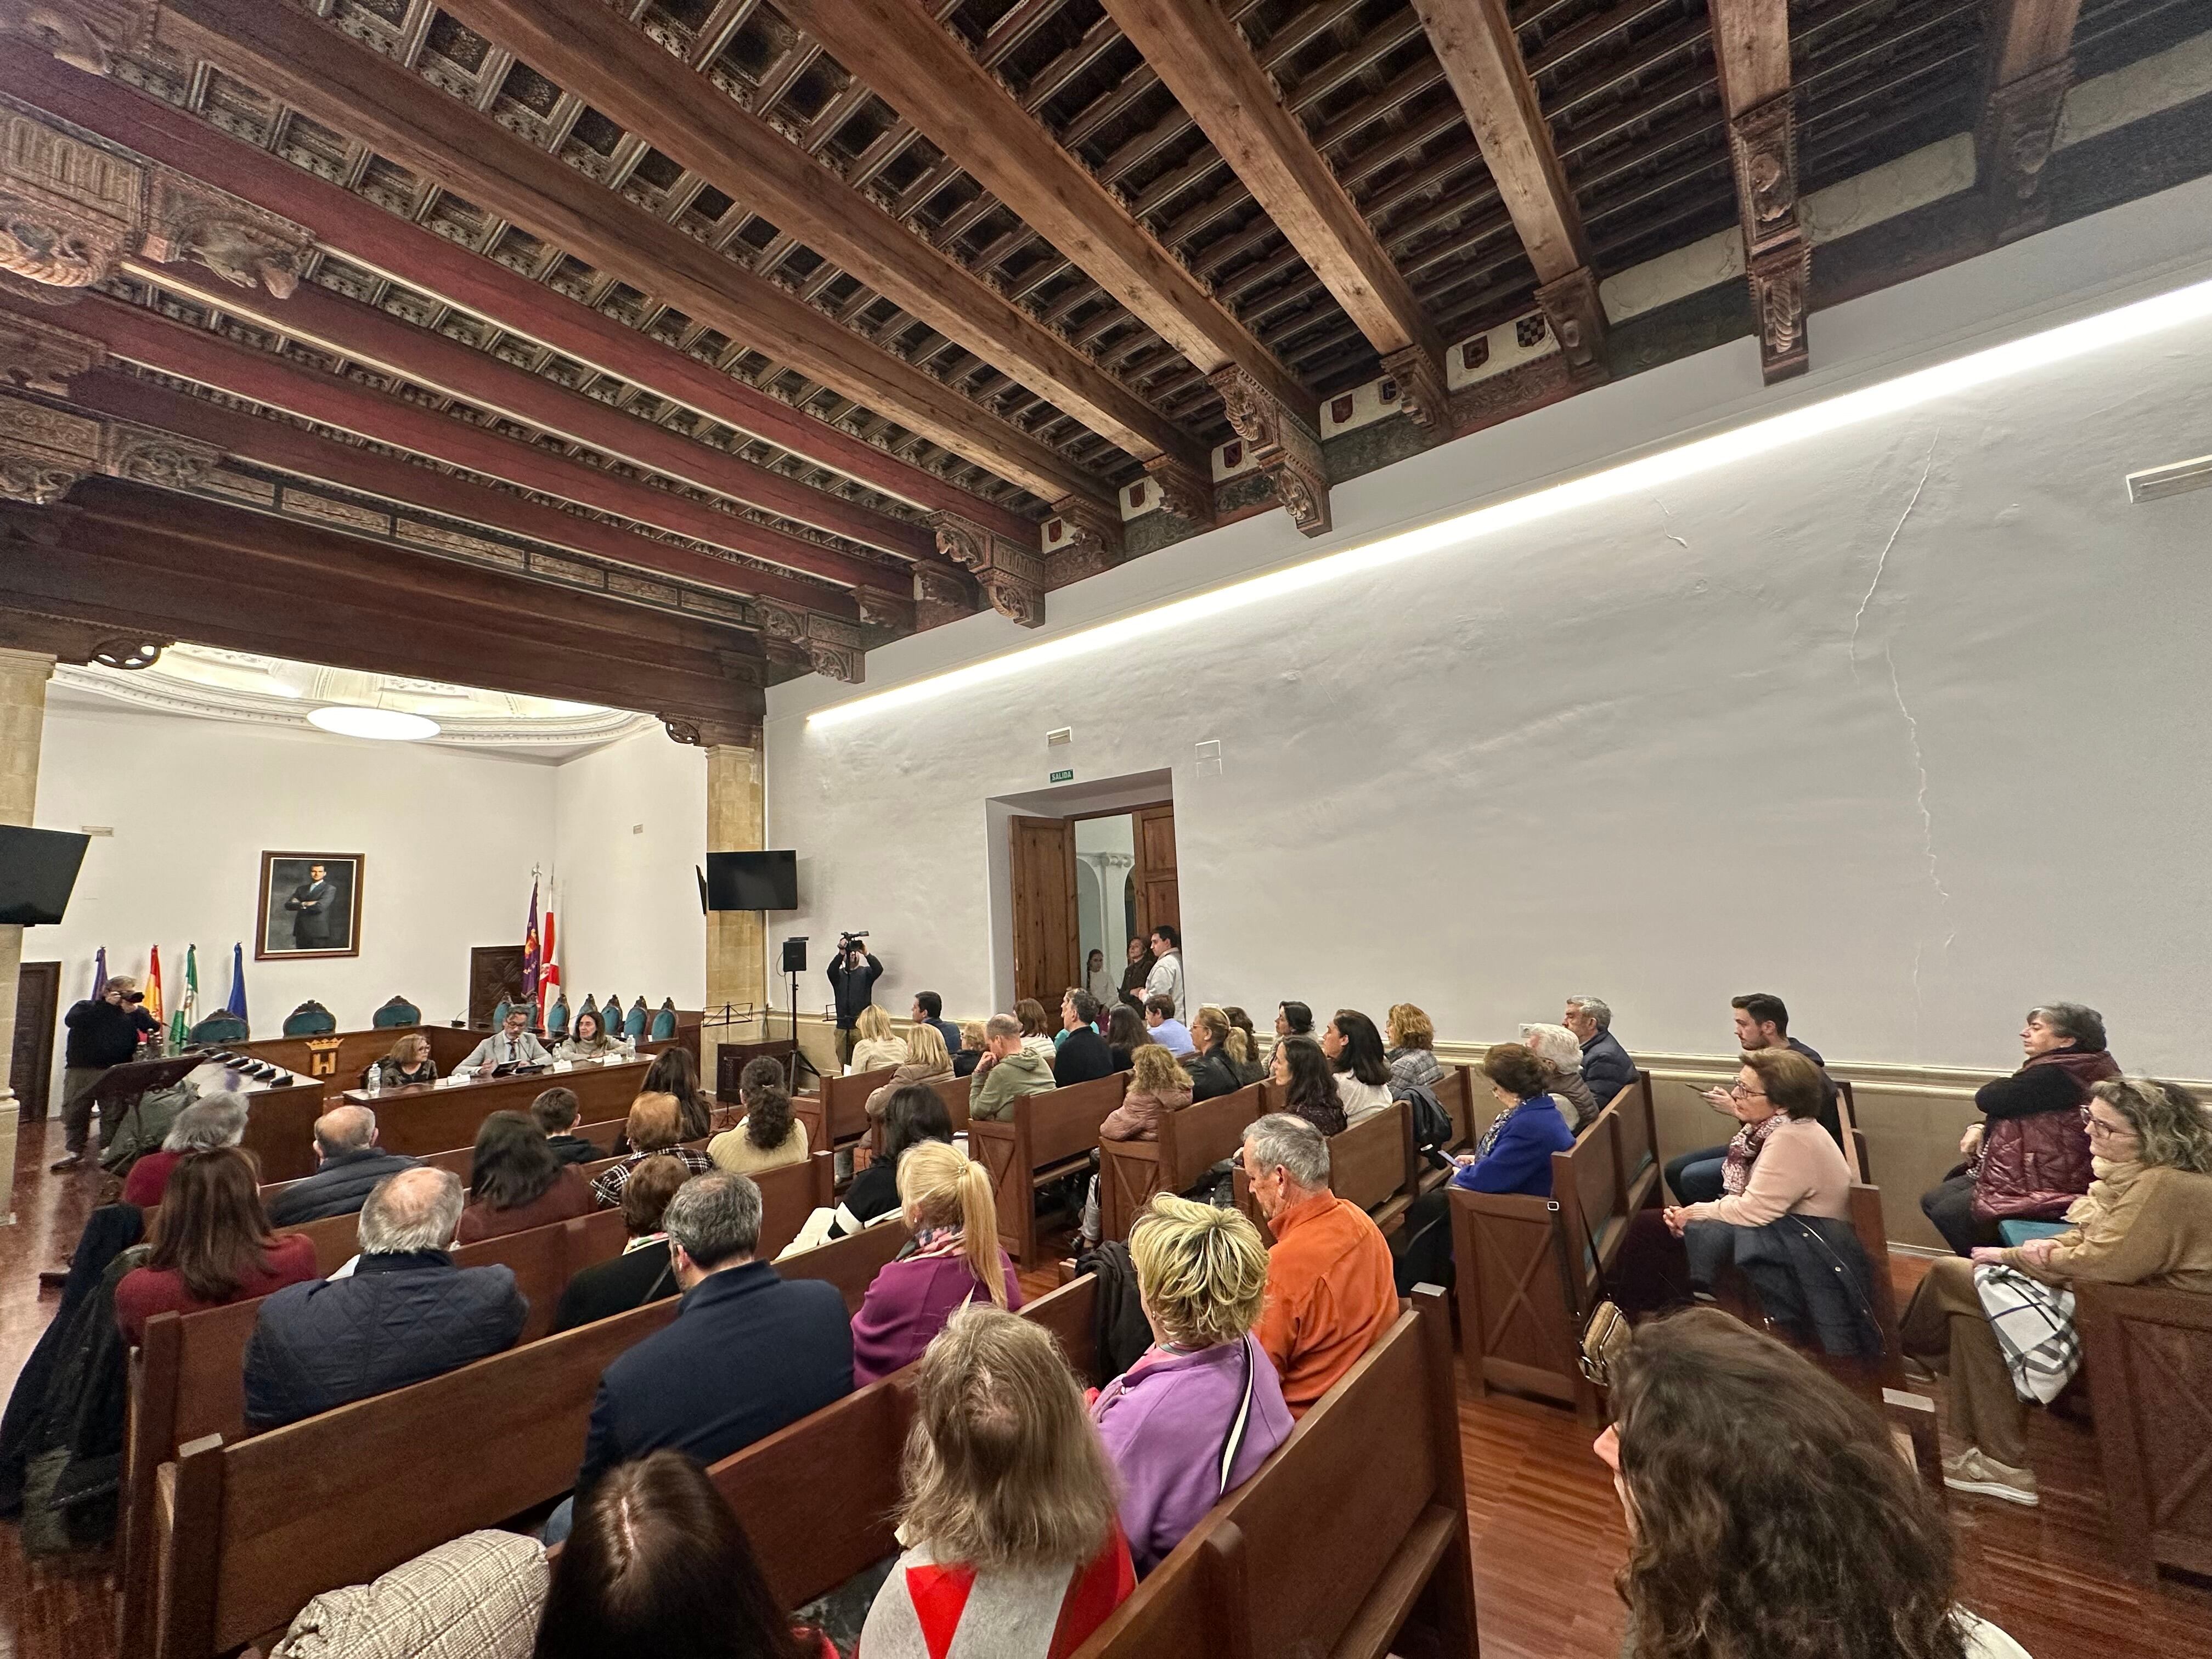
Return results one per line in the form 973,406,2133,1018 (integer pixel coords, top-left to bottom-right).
1134,803,1179,941
1009,815,1080,1008
468,945,526,1029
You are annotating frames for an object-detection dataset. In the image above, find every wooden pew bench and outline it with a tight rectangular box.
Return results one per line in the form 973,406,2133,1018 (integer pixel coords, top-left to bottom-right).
259,1114,628,1208
1096,1080,1266,1243
967,1072,1128,1267
2076,1279,2212,1581
791,1066,895,1166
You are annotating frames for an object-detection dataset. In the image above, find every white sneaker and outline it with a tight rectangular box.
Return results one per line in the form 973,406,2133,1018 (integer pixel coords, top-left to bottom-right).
1943,1447,2039,1506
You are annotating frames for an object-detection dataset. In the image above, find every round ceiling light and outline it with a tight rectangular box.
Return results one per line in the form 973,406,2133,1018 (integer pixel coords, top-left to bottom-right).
306,705,441,741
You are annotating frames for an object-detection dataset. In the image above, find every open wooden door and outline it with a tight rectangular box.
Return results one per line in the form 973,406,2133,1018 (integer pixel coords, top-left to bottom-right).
1009,816,1080,1008
1132,804,1180,941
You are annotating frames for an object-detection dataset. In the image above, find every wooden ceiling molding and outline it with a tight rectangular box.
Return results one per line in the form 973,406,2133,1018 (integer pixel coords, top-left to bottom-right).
431,0,1207,478
0,382,221,504
1980,0,2085,241
0,49,1037,542
1410,0,1607,386
1708,0,1808,383
1,473,768,744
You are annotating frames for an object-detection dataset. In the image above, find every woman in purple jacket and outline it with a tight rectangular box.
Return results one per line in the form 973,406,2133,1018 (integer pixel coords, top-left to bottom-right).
1088,1195,1294,1575
849,1142,1022,1384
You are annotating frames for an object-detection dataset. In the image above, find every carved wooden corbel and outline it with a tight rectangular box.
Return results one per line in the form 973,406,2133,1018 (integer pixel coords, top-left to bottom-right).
0,0,160,75
1207,364,1330,537
1379,345,1451,435
1533,267,1609,386
1725,94,1808,383
1978,58,2073,242
912,562,979,631
0,390,222,505
927,508,1046,627
0,311,104,393
1141,453,1215,527
1043,493,1123,588
854,585,907,631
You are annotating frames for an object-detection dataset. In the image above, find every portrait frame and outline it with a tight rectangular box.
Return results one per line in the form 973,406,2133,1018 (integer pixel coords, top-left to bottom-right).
256,851,365,960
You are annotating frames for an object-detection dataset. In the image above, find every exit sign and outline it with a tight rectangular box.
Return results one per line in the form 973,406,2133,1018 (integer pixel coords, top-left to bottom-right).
1049,768,1074,782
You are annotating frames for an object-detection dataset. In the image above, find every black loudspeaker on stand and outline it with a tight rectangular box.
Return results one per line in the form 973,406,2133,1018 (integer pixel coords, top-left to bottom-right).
780,936,812,1092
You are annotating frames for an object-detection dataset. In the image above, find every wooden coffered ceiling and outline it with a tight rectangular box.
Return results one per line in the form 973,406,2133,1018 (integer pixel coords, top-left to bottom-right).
1,0,2206,709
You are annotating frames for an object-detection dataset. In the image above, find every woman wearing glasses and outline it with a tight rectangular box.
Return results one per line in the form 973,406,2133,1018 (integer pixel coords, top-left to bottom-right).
1904,1076,2212,1508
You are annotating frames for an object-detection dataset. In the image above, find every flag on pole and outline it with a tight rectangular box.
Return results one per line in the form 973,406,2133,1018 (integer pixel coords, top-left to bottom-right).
145,945,164,1028
169,945,199,1049
521,874,541,1015
92,947,108,998
225,943,248,1023
541,906,560,1005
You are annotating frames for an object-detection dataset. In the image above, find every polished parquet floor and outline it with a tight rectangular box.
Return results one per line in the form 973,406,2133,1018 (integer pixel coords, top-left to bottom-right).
2,1116,2208,1659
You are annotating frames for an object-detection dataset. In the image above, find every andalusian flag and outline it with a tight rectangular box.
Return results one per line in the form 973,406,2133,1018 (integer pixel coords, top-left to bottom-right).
145,945,164,1028
168,945,199,1049
521,875,541,1015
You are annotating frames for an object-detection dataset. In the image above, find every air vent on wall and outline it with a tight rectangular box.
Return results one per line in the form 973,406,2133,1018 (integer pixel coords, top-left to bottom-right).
1046,728,1073,747
2127,454,2212,503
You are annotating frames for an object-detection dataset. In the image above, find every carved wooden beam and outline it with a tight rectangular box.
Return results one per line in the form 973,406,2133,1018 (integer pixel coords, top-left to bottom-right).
912,563,980,631
1410,0,1607,386
1979,0,2083,241
143,0,1118,512
0,308,103,393
431,0,1209,479
752,598,865,685
0,51,1036,543
771,0,1313,439
0,91,311,302
1707,0,1805,383
928,509,1046,628
1209,364,1330,537
0,386,219,505
0,0,158,76
8,285,904,595
1042,493,1124,589
1141,454,1217,528
1,475,766,745
1099,0,1447,436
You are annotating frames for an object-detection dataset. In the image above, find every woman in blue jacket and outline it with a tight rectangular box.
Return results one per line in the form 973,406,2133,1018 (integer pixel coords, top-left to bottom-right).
1451,1043,1576,1195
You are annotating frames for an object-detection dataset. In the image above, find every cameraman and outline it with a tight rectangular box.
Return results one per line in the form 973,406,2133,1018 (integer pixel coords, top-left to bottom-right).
826,934,883,1068
52,975,161,1172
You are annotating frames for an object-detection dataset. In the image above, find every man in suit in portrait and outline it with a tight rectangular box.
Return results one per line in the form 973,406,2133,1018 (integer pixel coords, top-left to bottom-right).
286,861,341,950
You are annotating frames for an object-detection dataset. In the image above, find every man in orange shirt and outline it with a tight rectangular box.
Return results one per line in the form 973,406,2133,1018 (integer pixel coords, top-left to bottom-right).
1240,1113,1400,1416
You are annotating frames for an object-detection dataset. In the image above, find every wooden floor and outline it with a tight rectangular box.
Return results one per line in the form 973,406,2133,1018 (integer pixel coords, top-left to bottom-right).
3,1118,2208,1659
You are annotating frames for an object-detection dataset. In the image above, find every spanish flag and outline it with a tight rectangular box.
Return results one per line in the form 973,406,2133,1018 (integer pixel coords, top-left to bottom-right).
145,945,164,1028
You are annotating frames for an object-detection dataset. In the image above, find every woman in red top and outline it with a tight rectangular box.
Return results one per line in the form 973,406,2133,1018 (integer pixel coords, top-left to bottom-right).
121,1090,252,1209
115,1148,319,1345
455,1110,595,1245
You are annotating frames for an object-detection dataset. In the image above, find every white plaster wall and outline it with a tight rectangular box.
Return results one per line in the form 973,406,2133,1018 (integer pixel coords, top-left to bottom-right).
766,174,2212,1076
28,705,557,1101
548,726,706,1009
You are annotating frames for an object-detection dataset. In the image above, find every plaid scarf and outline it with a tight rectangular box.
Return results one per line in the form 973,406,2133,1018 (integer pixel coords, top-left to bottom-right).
1720,1113,1786,1195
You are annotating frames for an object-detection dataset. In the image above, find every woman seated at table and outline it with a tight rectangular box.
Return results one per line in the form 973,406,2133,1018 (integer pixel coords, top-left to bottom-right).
370,1032,437,1090
1091,1195,1293,1576
115,1148,319,1344
641,1047,713,1141
554,1007,624,1062
1449,1043,1574,1196
590,1092,712,1210
456,1109,596,1245
1904,1075,2212,1508
849,1142,1021,1384
706,1070,809,1176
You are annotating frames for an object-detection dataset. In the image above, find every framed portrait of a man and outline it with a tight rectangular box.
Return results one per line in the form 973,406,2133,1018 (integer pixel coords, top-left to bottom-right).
257,853,364,960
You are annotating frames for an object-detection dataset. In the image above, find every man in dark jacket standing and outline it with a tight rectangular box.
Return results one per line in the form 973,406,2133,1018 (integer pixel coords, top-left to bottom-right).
826,936,882,1066
266,1105,421,1226
545,1170,850,1542
1053,989,1115,1086
243,1167,526,1429
52,977,162,1171
1563,997,1636,1113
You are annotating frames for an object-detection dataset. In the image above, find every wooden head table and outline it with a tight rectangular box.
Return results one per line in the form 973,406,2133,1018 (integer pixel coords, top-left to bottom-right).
241,1056,652,1183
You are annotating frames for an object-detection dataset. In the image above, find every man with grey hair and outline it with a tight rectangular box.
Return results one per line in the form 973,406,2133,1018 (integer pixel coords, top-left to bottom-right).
544,1171,850,1543
267,1103,420,1227
243,1167,526,1429
968,1011,1056,1121
1563,997,1637,1109
1240,1113,1397,1418
120,1091,251,1207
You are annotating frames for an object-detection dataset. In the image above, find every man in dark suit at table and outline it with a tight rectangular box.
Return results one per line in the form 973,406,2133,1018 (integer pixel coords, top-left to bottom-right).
285,862,342,950
267,1104,421,1226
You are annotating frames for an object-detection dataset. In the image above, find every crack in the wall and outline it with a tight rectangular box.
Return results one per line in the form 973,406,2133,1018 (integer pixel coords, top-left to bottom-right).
1652,496,1689,550
1850,441,1937,677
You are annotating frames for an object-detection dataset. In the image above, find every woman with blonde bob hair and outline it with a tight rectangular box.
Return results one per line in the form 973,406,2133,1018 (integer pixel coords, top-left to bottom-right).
1090,1195,1294,1574
374,1031,437,1088
849,1142,1022,1384
864,1020,955,1132
862,1307,1134,1656
849,1003,910,1074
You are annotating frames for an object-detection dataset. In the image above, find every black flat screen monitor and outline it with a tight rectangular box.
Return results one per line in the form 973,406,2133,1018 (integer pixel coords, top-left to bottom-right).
0,826,91,924
704,850,798,911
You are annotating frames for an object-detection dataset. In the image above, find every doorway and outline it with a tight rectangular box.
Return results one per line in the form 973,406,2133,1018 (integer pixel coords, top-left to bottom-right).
1000,775,1180,1012
12,961,60,1120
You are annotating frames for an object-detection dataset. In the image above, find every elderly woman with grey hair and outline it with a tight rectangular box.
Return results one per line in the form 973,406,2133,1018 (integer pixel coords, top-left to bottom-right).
1519,1023,1599,1132
122,1091,252,1209
1919,1002,2121,1256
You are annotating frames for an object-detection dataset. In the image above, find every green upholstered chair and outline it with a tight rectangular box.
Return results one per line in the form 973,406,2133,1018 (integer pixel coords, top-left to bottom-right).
545,994,571,1040
623,997,649,1041
649,998,678,1041
189,1012,249,1045
371,996,420,1029
493,998,511,1030
281,1001,336,1037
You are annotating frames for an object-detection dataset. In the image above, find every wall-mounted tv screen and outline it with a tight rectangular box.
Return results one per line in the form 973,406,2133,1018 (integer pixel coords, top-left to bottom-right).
704,849,798,911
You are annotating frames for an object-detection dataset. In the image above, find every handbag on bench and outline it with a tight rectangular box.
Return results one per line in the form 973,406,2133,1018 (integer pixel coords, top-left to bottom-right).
1549,1198,1632,1390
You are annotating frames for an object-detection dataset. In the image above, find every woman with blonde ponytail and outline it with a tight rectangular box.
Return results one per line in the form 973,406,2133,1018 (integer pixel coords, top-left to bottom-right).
849,1142,1023,1383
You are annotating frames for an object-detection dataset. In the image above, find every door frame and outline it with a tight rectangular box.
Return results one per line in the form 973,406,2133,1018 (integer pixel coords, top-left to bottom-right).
12,960,61,1121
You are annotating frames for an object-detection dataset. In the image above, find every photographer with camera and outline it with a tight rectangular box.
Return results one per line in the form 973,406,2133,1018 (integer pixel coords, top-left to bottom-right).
52,975,162,1172
827,932,884,1068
